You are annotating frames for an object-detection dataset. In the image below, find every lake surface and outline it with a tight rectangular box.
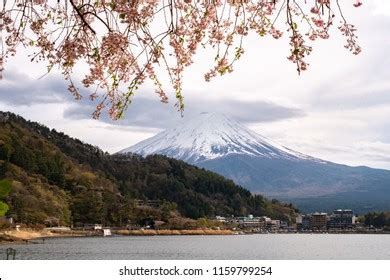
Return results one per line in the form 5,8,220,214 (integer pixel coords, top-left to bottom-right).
1,234,389,260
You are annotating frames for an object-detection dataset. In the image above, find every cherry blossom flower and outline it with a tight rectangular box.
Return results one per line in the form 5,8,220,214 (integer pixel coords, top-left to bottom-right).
0,0,363,119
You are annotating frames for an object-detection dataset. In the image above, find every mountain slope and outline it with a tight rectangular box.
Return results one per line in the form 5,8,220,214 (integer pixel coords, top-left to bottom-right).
120,112,390,213
121,112,320,163
0,112,296,225
199,156,390,212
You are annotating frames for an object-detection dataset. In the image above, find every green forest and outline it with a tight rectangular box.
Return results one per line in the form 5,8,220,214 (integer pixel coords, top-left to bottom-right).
0,112,297,228
0,179,11,216
364,212,390,229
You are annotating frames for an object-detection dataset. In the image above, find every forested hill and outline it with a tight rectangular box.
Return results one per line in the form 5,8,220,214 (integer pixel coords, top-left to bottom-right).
0,112,297,226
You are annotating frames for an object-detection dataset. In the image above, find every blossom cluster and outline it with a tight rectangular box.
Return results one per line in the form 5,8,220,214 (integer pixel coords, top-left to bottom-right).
0,0,362,118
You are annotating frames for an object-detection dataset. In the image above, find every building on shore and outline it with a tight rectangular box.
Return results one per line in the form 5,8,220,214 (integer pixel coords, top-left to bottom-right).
237,215,266,228
310,213,328,230
0,216,13,224
266,219,281,230
297,209,356,231
215,216,226,223
83,223,103,230
328,209,355,229
214,215,284,231
103,228,112,236
297,214,312,230
297,213,328,231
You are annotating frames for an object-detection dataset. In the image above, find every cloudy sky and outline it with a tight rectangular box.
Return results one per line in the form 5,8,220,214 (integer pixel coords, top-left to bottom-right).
1,1,390,169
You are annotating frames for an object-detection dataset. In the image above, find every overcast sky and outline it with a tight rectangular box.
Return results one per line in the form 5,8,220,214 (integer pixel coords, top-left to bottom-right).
1,1,390,169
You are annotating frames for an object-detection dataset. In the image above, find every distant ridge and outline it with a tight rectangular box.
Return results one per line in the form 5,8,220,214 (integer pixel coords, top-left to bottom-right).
120,112,390,213
0,111,297,225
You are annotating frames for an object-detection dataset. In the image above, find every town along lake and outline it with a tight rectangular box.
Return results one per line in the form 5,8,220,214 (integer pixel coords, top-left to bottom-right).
0,234,389,259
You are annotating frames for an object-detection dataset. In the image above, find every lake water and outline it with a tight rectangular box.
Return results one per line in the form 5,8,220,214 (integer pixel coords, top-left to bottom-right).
1,234,389,260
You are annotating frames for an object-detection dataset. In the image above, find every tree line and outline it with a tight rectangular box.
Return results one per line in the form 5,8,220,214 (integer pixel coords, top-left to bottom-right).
0,112,297,227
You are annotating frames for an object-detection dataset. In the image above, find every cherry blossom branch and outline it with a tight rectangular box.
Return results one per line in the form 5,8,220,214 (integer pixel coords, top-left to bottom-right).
0,0,363,119
69,0,96,34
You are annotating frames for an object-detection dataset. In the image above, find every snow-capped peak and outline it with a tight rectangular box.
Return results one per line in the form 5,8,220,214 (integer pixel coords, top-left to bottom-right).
118,112,320,163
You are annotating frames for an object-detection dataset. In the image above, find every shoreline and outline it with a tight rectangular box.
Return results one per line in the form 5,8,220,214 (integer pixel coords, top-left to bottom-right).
0,229,91,244
0,228,235,244
113,229,235,236
1,228,389,244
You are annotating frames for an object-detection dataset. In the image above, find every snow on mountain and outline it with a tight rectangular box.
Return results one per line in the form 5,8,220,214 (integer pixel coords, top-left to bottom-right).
118,112,390,214
119,112,323,164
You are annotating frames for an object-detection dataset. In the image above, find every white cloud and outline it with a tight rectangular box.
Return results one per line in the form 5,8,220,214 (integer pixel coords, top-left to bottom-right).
369,0,390,16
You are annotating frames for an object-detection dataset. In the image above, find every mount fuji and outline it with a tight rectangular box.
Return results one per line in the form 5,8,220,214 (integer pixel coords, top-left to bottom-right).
119,112,390,213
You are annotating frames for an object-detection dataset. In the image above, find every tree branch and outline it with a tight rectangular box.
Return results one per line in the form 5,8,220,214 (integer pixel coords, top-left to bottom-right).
69,0,96,34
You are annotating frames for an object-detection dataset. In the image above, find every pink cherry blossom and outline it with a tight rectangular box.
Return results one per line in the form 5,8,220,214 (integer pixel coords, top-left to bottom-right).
0,0,363,119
